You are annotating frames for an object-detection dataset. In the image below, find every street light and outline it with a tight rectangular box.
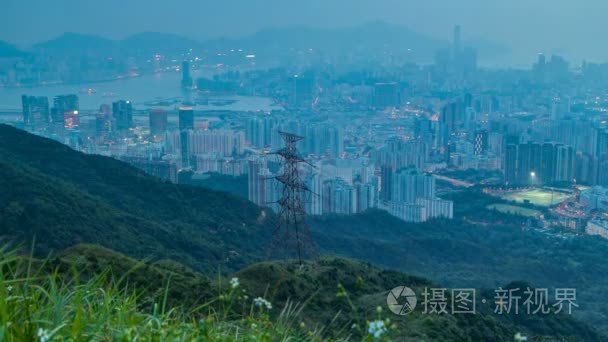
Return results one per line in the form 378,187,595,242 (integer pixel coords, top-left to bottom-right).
530,171,537,187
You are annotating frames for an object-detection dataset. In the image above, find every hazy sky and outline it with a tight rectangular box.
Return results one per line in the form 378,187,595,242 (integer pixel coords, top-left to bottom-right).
3,0,608,63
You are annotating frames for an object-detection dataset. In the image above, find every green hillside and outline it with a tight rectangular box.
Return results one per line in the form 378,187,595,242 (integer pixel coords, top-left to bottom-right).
0,124,271,273
310,207,608,335
2,244,601,341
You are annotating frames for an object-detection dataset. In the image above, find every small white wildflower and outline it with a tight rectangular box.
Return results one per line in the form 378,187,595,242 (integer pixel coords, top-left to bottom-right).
230,277,240,289
514,332,528,342
37,328,50,342
367,320,388,339
253,297,272,310
251,323,258,329
6,285,13,293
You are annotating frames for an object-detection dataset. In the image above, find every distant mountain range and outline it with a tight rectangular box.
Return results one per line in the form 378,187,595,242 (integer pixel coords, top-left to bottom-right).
32,31,200,56
3,21,507,62
204,21,447,59
35,32,115,51
0,40,27,58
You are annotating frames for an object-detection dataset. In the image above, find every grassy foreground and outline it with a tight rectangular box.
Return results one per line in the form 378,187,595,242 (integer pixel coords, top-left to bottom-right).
0,247,395,341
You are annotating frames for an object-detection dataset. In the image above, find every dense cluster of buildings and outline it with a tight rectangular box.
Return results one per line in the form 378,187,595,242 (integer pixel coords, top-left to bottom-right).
246,156,452,220
581,186,608,239
10,25,608,228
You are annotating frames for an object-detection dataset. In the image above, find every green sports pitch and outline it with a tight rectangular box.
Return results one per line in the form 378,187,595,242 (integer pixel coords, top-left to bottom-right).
501,188,570,207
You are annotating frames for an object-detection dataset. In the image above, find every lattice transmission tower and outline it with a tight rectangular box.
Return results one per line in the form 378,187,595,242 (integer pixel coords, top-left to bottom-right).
267,131,316,264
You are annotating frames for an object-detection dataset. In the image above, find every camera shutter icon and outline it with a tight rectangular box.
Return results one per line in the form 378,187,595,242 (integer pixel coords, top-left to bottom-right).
387,286,417,315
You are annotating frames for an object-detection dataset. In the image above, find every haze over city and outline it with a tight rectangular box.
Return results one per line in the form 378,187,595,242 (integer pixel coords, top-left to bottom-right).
3,0,608,64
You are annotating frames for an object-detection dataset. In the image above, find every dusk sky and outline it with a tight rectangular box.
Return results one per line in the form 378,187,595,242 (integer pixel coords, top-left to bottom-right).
3,0,608,63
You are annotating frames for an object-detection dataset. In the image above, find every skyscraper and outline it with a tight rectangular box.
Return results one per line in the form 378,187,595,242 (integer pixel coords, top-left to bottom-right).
355,182,376,213
149,109,168,137
178,107,195,168
416,198,454,219
248,158,268,206
245,116,276,148
96,104,112,137
289,76,314,109
391,168,436,203
380,165,394,202
112,100,133,131
21,95,49,128
388,202,427,223
63,110,80,130
597,129,608,159
533,53,547,82
540,143,556,184
305,172,323,215
52,95,78,116
440,101,461,133
514,143,542,185
599,160,608,186
51,95,79,129
328,126,344,159
181,61,193,89
504,144,518,184
178,107,194,131
575,152,598,185
555,145,575,182
453,25,462,59
529,143,542,183
474,130,488,155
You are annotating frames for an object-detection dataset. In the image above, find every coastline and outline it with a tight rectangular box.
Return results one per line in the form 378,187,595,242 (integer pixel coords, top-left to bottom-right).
0,72,149,90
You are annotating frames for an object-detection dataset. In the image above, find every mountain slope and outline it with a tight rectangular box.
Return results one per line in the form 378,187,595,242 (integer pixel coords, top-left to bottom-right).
310,205,608,335
0,124,272,272
32,32,198,56
33,32,118,55
238,258,602,340
120,32,200,53
16,244,603,341
203,21,447,62
0,41,27,58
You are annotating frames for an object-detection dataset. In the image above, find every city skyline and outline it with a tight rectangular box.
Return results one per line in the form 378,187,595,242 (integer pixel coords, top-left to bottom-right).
3,0,608,64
